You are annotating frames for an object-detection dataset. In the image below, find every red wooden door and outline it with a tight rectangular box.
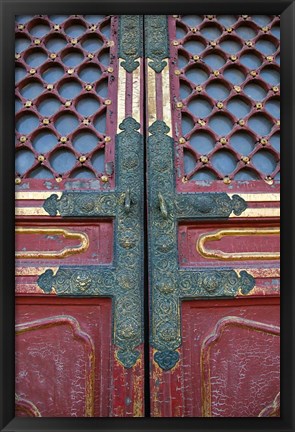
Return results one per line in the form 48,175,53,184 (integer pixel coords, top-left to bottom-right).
145,14,280,417
15,14,280,418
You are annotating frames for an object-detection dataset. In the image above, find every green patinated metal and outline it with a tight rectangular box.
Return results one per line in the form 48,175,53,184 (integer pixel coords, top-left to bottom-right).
144,15,169,73
118,15,143,73
38,117,144,369
147,120,255,371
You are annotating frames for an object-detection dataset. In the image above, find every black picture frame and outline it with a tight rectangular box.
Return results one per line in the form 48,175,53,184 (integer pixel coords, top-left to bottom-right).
0,0,293,431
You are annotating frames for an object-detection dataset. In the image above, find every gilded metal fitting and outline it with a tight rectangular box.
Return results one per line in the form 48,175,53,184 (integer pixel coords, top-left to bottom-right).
67,68,74,74
234,85,241,92
107,67,114,73
53,25,60,30
272,86,279,93
87,53,94,59
220,137,227,145
79,155,87,163
47,84,54,90
217,101,223,109
241,155,250,164
24,101,32,108
15,53,21,59
250,70,257,77
210,41,217,47
196,85,202,92
56,176,63,183
193,55,200,61
256,102,263,109
238,119,245,126
266,56,274,62
173,15,179,18
60,136,67,143
101,175,109,182
198,119,206,126
226,27,233,33
176,102,183,109
50,53,57,59
34,39,41,45
15,177,22,185
262,26,269,32
179,137,186,144
182,175,188,183
172,40,179,46
85,84,92,91
213,70,219,76
230,55,237,61
242,15,249,19
276,119,280,126
223,176,231,184
245,41,253,47
174,69,181,75
20,136,27,143
105,136,111,142
104,99,112,105
83,118,90,125
29,68,36,75
260,138,268,146
64,100,71,107
18,24,24,30
207,15,214,20
265,175,273,185
43,118,50,125
107,40,114,47
200,155,209,164
191,27,197,33
71,38,78,45
38,154,45,162
90,25,97,31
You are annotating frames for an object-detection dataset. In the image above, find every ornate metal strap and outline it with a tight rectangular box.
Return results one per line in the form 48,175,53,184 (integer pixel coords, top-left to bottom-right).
38,117,144,369
118,15,143,73
144,15,169,73
147,120,254,371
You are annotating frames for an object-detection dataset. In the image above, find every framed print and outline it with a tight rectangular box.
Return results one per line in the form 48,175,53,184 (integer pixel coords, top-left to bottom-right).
0,0,294,431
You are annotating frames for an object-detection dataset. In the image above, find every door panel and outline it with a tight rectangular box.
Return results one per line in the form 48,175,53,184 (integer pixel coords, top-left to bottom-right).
145,14,280,417
15,15,145,417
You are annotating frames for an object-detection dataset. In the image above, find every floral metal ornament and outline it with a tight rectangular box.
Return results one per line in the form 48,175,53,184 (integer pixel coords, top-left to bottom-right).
144,15,169,73
118,15,143,72
38,117,144,369
147,120,255,371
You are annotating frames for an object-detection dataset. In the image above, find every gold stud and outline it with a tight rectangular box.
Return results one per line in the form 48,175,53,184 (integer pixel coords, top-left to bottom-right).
256,102,263,109
241,155,250,164
217,101,223,109
272,86,279,93
262,26,269,32
179,137,186,144
60,136,67,143
105,136,111,142
210,41,217,47
200,155,209,164
18,24,24,30
172,40,179,46
56,176,63,183
101,175,109,182
85,84,92,91
242,15,248,19
265,175,273,185
198,119,206,126
246,40,253,47
79,155,87,163
71,38,78,45
230,55,237,61
223,176,231,184
20,136,27,143
50,53,57,59
207,15,214,20
226,27,233,33
266,56,273,62
107,40,114,47
173,15,179,18
196,85,202,92
104,99,112,105
176,101,183,109
193,55,200,61
250,70,257,77
87,53,94,59
64,100,71,107
107,67,114,73
234,85,241,92
174,69,181,75
43,118,50,125
260,138,268,146
238,119,245,126
53,25,60,30
15,177,22,185
220,137,227,145
90,25,97,31
15,53,21,59
276,119,280,126
67,68,74,74
24,101,32,107
34,39,41,45
83,118,90,125
47,84,54,90
182,175,188,183
29,68,36,75
38,154,45,162
191,27,197,33
213,70,219,76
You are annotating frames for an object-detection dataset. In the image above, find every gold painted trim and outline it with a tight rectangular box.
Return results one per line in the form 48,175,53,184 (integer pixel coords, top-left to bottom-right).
15,191,62,200
197,228,280,261
16,227,89,259
117,59,127,133
15,266,58,276
132,59,141,125
230,208,280,218
147,65,157,129
162,60,172,136
16,207,48,216
228,193,280,202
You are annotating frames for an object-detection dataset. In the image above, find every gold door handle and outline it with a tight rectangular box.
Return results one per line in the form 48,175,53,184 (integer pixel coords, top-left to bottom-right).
158,192,168,219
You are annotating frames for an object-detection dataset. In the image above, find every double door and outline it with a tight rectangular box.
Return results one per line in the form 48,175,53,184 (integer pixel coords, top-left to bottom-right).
15,14,280,417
